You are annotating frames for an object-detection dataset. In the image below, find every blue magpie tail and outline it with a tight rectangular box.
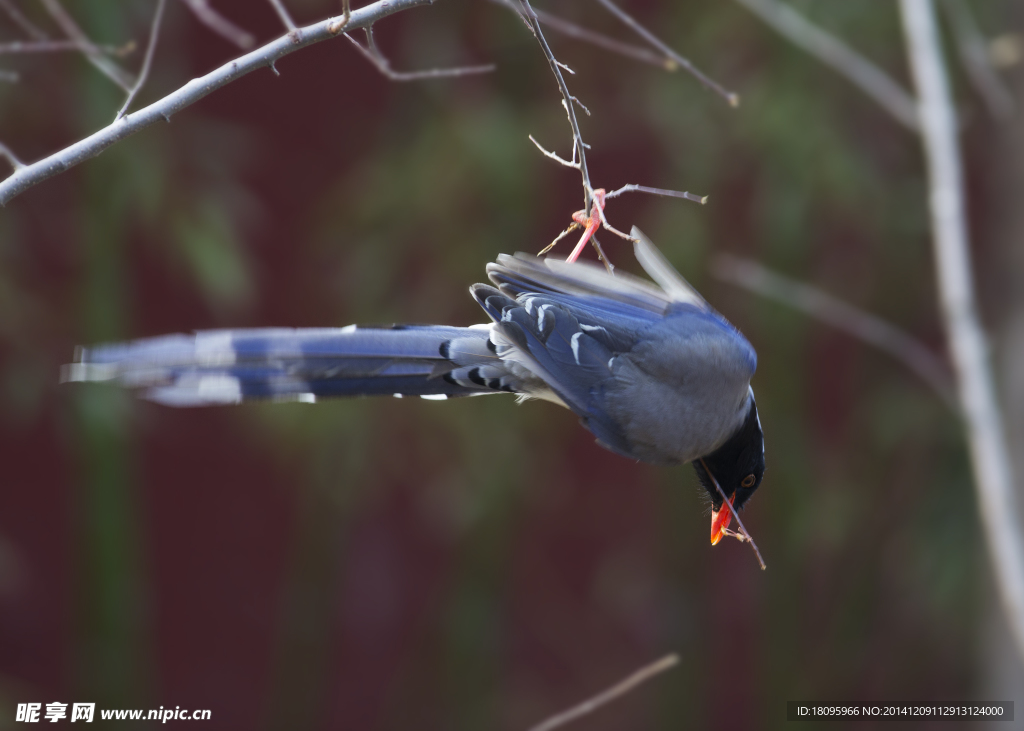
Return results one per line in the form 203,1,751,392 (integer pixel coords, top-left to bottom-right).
62,325,507,406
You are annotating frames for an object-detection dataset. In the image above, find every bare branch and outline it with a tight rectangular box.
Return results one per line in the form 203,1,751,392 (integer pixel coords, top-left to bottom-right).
0,141,24,170
940,0,1014,120
0,39,135,55
0,0,46,40
344,27,495,82
0,0,435,205
267,0,297,32
488,0,673,70
526,654,679,731
595,0,739,107
735,0,919,131
712,253,957,410
177,0,255,49
699,457,766,570
39,0,135,91
115,0,167,121
605,183,707,205
900,0,1024,660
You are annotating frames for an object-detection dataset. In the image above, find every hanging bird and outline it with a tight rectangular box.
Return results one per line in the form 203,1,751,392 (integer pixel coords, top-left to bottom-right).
64,228,765,545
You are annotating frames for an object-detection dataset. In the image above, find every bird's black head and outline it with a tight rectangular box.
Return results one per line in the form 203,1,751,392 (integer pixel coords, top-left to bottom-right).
692,394,765,545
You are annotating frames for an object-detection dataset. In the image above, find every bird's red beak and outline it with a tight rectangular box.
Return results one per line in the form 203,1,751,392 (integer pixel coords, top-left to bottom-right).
710,495,735,546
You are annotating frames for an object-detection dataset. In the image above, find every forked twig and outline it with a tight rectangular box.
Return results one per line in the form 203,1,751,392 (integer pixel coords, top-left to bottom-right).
178,0,255,49
595,0,739,106
345,26,495,81
489,0,674,70
39,0,135,91
115,0,167,121
526,654,679,731
699,457,766,570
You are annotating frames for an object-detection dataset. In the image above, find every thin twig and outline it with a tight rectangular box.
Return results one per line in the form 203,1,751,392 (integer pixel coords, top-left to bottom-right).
517,0,595,212
589,234,615,274
39,0,135,91
940,0,1014,120
712,253,958,410
267,0,297,32
0,0,434,205
115,0,167,121
699,457,766,570
344,27,495,81
177,0,255,49
528,134,579,169
488,0,674,70
595,0,739,107
0,39,135,55
735,0,919,131
526,654,679,731
0,0,47,40
0,141,24,170
605,183,707,205
900,0,1024,660
539,223,580,255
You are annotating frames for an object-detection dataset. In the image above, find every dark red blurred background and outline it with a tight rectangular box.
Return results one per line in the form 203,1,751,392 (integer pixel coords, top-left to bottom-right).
1,1,1023,729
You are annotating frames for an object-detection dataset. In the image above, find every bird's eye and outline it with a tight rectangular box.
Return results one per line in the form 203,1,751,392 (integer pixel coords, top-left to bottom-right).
741,474,756,488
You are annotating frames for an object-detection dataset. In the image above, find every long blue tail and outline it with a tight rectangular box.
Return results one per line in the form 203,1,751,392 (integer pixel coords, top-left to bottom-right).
63,325,506,406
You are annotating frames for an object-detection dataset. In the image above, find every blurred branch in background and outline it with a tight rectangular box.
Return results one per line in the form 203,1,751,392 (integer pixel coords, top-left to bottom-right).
734,0,1024,666
39,0,135,90
177,0,255,49
939,0,1015,120
713,254,958,411
266,0,297,33
527,654,679,731
0,0,46,40
899,0,1024,659
735,0,920,131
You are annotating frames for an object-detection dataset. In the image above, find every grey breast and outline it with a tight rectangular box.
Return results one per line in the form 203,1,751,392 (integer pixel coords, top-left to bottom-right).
601,309,756,465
